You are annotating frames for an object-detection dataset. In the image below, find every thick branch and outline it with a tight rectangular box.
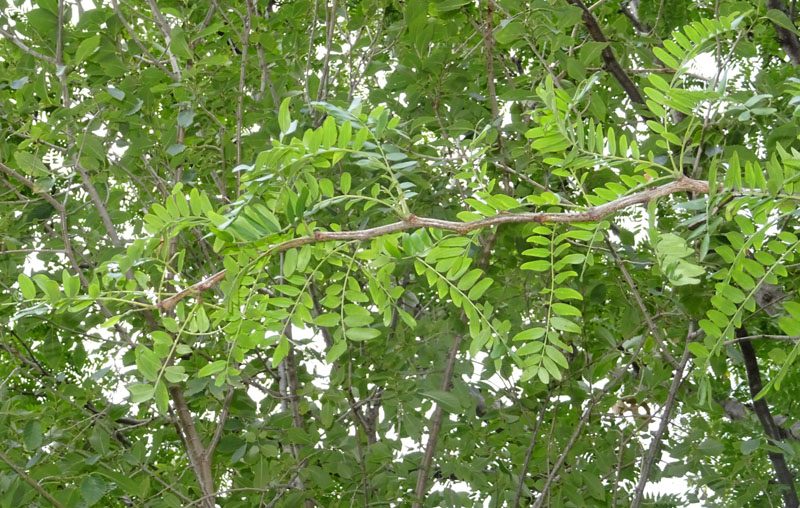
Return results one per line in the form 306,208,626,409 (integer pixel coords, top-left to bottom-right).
767,0,800,66
738,328,799,508
169,386,215,508
158,177,710,311
565,0,646,105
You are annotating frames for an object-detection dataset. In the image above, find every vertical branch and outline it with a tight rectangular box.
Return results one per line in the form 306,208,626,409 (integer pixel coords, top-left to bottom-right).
767,0,800,66
630,336,694,508
512,397,549,507
169,387,215,508
605,237,678,368
412,334,463,508
532,335,649,508
277,254,314,507
565,0,646,106
737,327,800,508
144,0,182,78
238,1,253,177
256,43,280,106
316,0,339,107
303,0,320,108
483,0,499,120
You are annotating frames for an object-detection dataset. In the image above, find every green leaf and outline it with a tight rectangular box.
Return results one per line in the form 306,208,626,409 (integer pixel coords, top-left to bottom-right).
177,109,195,128
135,346,162,382
551,302,581,317
62,269,80,297
107,86,125,100
198,360,226,377
80,475,107,506
341,172,352,194
76,34,101,63
169,27,193,59
273,336,290,366
326,340,347,363
346,327,381,341
421,390,462,413
279,97,292,133
18,273,36,299
512,327,546,342
128,383,155,403
164,365,187,383
468,278,493,300
550,317,581,334
23,420,42,451
456,269,483,291
766,9,800,36
554,288,583,301
741,438,761,455
687,342,709,358
315,313,340,327
14,151,50,176
155,380,169,413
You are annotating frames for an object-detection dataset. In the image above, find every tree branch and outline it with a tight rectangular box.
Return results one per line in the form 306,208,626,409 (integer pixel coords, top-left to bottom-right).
0,448,66,508
605,237,679,368
169,386,215,508
737,327,800,508
412,334,463,508
631,335,694,507
565,0,646,106
767,0,800,66
512,397,549,507
158,177,710,311
0,24,57,65
531,322,651,507
205,386,235,459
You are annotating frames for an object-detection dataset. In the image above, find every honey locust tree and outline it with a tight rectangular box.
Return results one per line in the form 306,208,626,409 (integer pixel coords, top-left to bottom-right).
3,0,800,506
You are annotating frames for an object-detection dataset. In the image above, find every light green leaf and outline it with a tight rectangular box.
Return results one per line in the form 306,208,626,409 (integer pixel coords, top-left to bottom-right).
198,360,226,377
18,274,36,299
346,327,381,341
279,97,292,133
341,172,352,194
76,34,101,63
128,383,155,403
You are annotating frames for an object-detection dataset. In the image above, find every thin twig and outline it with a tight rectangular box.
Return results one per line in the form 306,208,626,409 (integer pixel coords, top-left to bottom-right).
412,334,463,507
605,237,679,368
630,335,694,507
512,397,550,507
531,329,650,507
0,448,66,508
0,25,57,65
206,386,235,459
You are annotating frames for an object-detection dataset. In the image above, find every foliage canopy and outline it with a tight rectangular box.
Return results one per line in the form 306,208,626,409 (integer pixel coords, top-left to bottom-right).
3,0,800,506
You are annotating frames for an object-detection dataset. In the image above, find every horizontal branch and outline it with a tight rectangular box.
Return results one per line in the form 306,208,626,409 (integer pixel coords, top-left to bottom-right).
157,177,710,311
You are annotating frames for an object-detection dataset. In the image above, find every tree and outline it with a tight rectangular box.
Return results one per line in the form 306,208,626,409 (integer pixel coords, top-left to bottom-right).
2,0,800,506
